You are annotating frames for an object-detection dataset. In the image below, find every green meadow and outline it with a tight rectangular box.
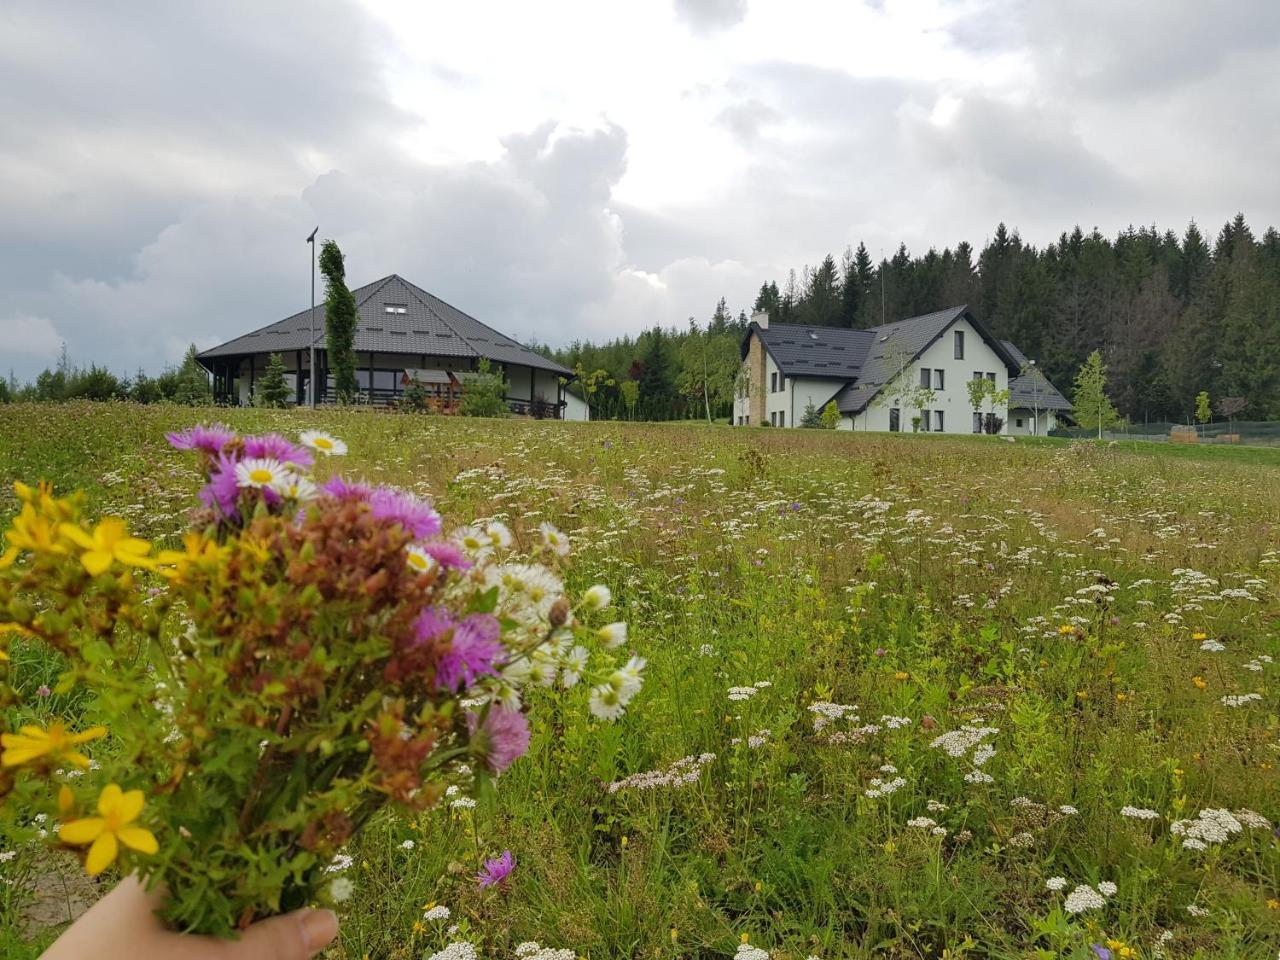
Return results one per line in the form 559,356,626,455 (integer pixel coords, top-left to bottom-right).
3,402,1279,959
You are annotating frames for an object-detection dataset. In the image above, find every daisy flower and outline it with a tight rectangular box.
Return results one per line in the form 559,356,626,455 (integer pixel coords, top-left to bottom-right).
539,522,570,556
299,430,347,456
589,683,627,721
234,458,290,491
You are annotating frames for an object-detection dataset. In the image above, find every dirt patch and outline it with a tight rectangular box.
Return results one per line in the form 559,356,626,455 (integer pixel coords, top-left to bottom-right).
19,849,103,940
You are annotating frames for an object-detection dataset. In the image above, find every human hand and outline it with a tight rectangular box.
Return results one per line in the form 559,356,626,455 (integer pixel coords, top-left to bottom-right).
39,875,339,960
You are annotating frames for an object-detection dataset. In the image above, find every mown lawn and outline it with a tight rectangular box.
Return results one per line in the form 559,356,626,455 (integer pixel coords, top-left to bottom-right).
3,402,1279,959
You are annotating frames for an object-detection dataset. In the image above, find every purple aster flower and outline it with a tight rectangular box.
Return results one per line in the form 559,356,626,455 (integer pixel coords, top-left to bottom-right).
434,613,503,691
421,540,472,571
199,454,243,516
166,424,237,455
243,433,314,468
1090,946,1112,960
321,475,373,501
476,850,515,888
370,487,442,539
468,707,530,774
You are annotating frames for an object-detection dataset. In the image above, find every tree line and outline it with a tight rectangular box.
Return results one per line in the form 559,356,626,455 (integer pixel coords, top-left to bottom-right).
552,213,1280,425
0,343,213,405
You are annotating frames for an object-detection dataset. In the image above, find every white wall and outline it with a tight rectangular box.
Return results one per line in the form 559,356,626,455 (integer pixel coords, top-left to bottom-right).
1007,409,1058,435
850,317,1011,434
564,392,589,422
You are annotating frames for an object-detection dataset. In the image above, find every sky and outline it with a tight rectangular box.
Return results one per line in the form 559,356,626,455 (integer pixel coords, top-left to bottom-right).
2,0,1278,381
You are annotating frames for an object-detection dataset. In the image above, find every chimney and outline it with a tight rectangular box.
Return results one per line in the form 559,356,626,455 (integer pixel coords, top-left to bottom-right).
751,310,769,329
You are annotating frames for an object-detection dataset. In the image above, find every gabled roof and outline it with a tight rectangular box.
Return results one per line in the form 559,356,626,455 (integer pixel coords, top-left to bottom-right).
1001,341,1073,411
743,323,876,379
198,274,571,376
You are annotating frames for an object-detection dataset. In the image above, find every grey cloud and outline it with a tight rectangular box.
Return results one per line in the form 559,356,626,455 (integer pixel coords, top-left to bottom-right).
673,0,748,34
716,99,781,143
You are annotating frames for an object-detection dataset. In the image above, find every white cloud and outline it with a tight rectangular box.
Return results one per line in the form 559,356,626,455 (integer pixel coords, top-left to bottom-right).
0,315,63,360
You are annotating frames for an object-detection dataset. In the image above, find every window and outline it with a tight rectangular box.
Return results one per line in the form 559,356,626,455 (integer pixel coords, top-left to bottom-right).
778,410,785,428
934,369,944,390
973,371,983,381
889,408,900,432
934,410,944,432
1016,418,1024,428
383,303,408,314
973,412,983,434
954,330,964,359
770,372,778,392
920,410,930,432
986,371,996,382
920,368,932,388
780,376,786,392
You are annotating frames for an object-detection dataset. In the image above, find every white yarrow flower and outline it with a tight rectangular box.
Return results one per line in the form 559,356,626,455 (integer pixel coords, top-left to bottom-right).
328,876,354,902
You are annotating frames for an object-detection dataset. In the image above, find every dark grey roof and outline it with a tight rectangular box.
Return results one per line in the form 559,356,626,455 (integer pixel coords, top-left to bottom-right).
746,324,876,379
1001,341,1073,411
198,274,571,376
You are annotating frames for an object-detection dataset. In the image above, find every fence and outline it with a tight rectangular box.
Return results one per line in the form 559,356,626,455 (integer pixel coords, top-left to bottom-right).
1052,420,1280,446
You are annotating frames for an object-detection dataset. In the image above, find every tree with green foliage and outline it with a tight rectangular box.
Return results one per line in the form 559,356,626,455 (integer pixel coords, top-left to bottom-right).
619,379,639,420
0,377,10,404
820,401,840,429
172,345,212,406
319,240,359,403
637,327,674,419
459,358,510,418
1073,350,1124,439
256,353,292,408
1194,390,1211,432
799,399,822,428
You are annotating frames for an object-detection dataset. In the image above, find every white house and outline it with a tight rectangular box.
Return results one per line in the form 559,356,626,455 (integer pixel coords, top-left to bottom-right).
734,305,1070,434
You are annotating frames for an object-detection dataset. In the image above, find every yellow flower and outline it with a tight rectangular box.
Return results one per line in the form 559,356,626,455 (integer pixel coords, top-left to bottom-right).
670,928,679,943
1,721,107,768
1116,692,1127,702
60,518,155,576
1058,624,1075,635
620,835,628,848
59,784,158,876
156,531,224,580
1267,898,1280,910
1076,689,1089,700
1192,632,1207,641
1192,675,1207,690
3,504,64,563
894,671,910,681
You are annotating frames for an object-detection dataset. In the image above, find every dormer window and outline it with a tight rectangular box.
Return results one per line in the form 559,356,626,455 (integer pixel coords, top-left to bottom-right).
384,303,407,314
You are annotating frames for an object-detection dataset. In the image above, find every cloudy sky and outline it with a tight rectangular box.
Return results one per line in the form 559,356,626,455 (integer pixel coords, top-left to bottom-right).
2,0,1278,380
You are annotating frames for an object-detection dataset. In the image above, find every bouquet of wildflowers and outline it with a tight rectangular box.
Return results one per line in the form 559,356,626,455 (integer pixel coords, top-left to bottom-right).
0,425,641,934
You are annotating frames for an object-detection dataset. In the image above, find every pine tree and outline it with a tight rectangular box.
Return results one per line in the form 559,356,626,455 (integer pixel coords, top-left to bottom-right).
1072,350,1124,439
799,399,822,428
173,344,212,406
319,240,359,403
256,353,291,408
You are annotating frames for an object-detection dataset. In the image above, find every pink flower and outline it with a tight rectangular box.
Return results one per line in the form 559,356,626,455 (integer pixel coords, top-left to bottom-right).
321,475,373,501
370,487,442,539
243,433,313,468
200,454,244,516
429,612,503,691
476,850,514,888
166,424,236,455
420,540,472,571
468,707,530,774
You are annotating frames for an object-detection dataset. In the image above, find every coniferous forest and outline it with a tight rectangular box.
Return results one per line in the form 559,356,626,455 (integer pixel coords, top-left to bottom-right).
551,214,1280,425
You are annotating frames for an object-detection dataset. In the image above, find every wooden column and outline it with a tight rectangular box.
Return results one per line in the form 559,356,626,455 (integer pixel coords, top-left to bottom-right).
295,351,304,405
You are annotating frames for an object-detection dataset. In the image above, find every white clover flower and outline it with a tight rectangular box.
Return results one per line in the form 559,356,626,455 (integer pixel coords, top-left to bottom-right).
597,622,627,649
328,876,354,903
582,584,612,611
1063,884,1105,914
299,431,347,456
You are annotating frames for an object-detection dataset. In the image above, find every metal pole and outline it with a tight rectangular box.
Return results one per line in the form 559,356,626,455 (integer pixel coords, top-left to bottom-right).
306,226,318,407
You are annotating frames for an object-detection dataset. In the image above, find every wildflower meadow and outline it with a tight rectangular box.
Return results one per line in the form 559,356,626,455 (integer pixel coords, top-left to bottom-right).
2,402,1279,959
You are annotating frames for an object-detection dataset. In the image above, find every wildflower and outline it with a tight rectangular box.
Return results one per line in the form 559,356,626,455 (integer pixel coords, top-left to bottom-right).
1192,675,1207,690
1097,880,1117,897
597,622,627,649
467,707,530,773
894,671,910,681
589,683,626,721
276,475,318,501
539,522,570,556
1058,624,1075,635
321,474,373,501
423,904,451,921
59,518,155,575
2,721,107,769
1221,693,1262,707
405,544,437,574
58,784,158,875
561,645,589,688
1191,632,1207,641
1186,904,1209,917
329,876,354,902
1199,639,1225,652
299,430,347,456
401,839,415,850
165,424,236,455
425,610,504,692
1045,877,1067,891
369,487,442,539
582,584,612,611
1090,946,1112,960
243,433,314,468
476,850,514,888
427,944,477,960
233,457,291,491
1063,884,1106,914
1120,806,1160,820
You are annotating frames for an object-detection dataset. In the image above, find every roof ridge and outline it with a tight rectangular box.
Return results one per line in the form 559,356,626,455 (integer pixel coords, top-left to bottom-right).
397,275,535,352
393,277,479,357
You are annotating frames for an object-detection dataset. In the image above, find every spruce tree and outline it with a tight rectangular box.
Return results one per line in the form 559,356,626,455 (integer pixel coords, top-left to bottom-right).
256,353,291,408
319,240,359,403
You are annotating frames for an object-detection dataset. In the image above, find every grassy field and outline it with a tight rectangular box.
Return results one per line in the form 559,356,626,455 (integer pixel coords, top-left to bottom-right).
2,402,1280,959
